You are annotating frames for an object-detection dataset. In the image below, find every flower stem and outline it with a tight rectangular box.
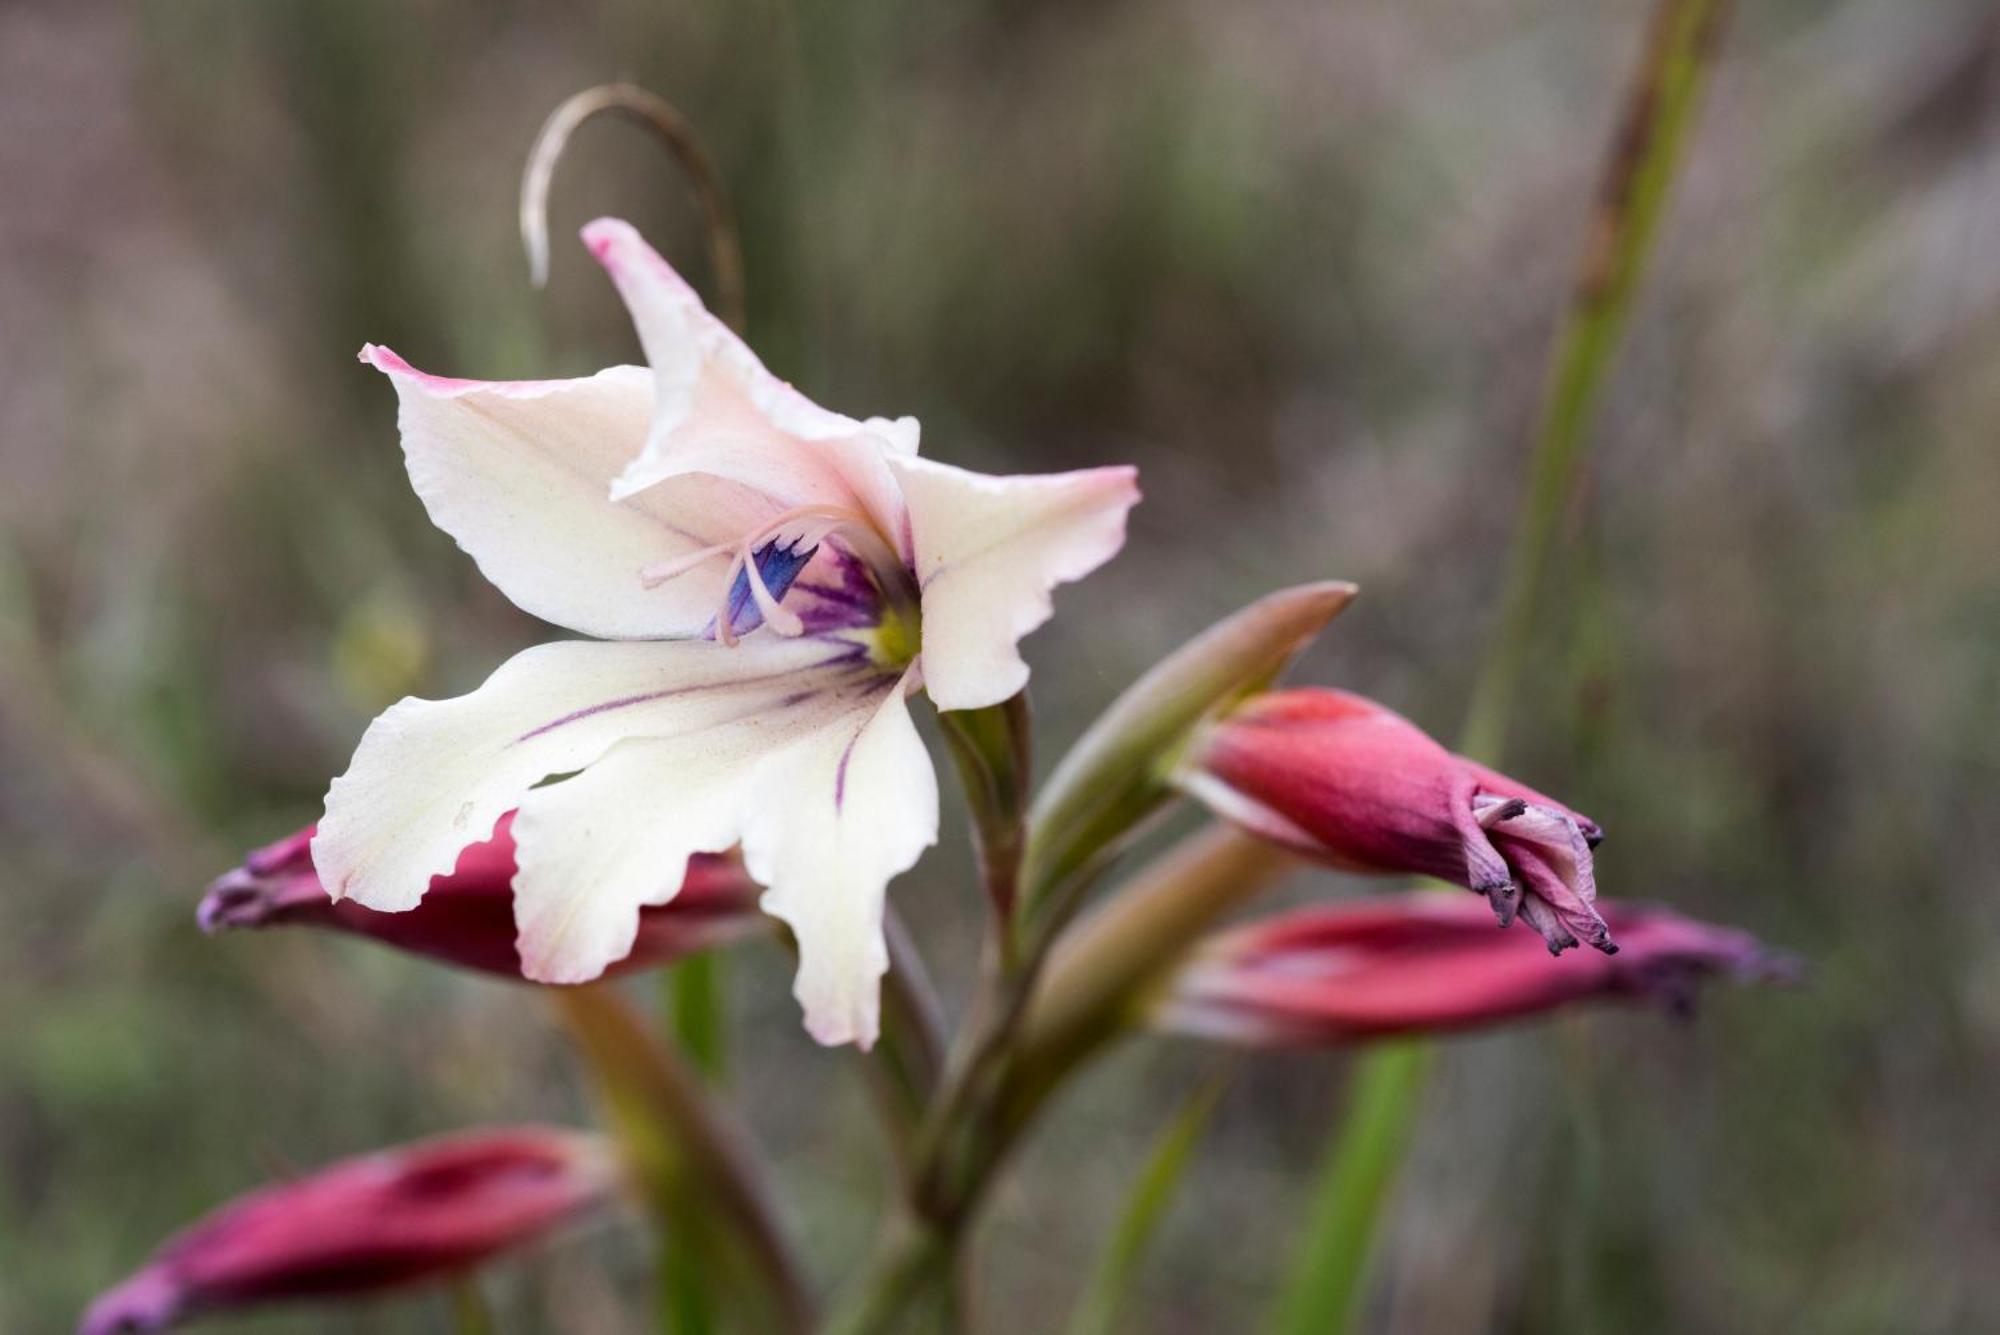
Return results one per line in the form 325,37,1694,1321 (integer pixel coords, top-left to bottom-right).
448,1278,498,1335
820,1214,958,1335
1268,1042,1433,1335
1065,1075,1228,1335
518,83,747,330
1270,3,1735,1332
667,953,727,1079
938,693,1033,969
864,908,950,1177
552,986,813,1335
1459,0,1735,765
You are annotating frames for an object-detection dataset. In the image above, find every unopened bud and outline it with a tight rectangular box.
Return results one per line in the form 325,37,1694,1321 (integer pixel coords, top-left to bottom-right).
1158,895,1796,1046
1182,688,1613,953
199,814,764,979
81,1127,619,1333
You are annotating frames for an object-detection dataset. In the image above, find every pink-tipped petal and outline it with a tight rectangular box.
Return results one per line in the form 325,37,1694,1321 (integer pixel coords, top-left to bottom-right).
361,344,771,639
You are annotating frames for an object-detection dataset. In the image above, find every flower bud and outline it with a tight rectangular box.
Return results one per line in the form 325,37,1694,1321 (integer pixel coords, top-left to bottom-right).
198,815,764,979
1157,896,1794,1046
1181,687,1613,953
80,1127,619,1333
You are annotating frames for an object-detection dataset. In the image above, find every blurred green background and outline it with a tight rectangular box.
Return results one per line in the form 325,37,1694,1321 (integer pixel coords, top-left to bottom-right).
4,0,1997,1330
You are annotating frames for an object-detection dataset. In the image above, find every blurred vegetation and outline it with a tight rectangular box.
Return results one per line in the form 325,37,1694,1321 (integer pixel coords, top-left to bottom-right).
3,0,1997,1330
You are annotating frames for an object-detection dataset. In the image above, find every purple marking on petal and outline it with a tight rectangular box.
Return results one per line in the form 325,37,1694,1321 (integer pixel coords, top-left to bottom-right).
791,545,887,635
510,661,848,745
516,687,688,743
834,735,857,811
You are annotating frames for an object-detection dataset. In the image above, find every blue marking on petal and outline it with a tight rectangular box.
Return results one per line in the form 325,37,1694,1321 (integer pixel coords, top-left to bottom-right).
718,539,818,638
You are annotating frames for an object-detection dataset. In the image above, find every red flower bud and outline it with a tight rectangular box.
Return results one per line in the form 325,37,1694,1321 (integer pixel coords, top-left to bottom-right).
1157,896,1794,1046
1183,688,1613,953
198,814,763,980
80,1127,619,1333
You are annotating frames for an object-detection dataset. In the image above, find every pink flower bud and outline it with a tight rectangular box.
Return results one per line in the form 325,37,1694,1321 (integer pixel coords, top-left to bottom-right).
79,1127,620,1333
1157,896,1795,1046
1183,688,1614,953
198,815,764,980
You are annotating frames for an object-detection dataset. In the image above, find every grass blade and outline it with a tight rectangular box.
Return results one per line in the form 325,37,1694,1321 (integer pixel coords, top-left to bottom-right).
1066,1077,1228,1335
1270,4,1735,1333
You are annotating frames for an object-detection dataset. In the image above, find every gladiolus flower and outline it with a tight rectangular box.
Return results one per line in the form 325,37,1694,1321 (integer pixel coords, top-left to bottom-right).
79,1127,619,1334
316,218,1138,1046
1180,687,1614,953
1156,896,1794,1046
198,817,762,980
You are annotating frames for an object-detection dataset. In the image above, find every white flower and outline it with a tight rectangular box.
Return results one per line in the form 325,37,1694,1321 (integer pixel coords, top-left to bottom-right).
313,219,1139,1047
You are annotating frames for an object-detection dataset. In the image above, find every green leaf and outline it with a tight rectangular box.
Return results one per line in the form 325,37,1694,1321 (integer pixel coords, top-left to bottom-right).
1066,1078,1227,1335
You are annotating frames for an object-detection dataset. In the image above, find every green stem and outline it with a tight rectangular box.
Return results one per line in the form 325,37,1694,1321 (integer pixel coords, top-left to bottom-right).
938,693,1033,968
659,1217,718,1335
863,908,950,1177
551,987,814,1335
656,955,726,1327
820,1215,957,1335
449,1278,498,1335
1066,1076,1228,1335
823,695,1030,1329
1274,3,1735,1332
667,953,728,1079
1269,1043,1433,1335
1460,0,1734,763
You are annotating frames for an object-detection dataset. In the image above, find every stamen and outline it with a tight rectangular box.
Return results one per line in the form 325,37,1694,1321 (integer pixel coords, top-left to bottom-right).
740,543,806,638
639,543,733,589
636,504,862,593
636,500,888,646
713,548,749,648
1474,796,1529,830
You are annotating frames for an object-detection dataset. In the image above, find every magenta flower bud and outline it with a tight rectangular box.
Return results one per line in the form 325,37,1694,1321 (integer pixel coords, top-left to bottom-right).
80,1127,620,1334
1182,687,1614,953
1157,896,1795,1046
198,814,764,980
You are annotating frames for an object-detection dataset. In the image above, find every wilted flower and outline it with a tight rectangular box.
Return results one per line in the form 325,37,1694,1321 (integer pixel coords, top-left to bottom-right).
79,1128,619,1334
199,816,762,980
1156,896,1794,1046
1180,687,1613,953
316,218,1139,1046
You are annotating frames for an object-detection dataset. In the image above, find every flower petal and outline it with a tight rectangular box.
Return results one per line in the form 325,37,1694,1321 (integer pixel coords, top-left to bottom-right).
363,345,773,638
746,670,937,1048
888,455,1140,711
313,636,857,914
509,667,938,1048
507,678,866,984
580,218,919,511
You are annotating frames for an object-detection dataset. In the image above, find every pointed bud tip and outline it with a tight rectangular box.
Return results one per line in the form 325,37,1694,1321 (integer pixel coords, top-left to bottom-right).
194,870,268,935
79,1270,181,1335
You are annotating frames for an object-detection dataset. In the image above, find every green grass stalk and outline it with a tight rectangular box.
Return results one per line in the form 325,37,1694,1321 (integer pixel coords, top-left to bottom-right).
1270,3,1735,1332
